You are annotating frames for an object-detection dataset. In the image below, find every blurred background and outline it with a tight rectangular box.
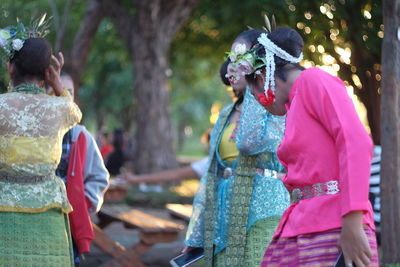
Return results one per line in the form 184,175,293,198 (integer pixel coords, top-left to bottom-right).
0,0,383,174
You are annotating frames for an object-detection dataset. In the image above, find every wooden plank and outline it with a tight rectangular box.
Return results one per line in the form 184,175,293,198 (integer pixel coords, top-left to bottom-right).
92,223,127,258
140,231,179,245
100,204,184,233
101,242,151,267
166,203,192,222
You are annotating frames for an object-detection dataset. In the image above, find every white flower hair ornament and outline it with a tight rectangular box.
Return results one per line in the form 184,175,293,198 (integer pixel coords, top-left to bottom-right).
0,14,51,60
257,33,303,105
225,46,266,85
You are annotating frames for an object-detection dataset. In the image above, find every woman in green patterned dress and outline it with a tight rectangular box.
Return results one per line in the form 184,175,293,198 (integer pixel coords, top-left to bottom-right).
183,29,290,266
0,24,81,266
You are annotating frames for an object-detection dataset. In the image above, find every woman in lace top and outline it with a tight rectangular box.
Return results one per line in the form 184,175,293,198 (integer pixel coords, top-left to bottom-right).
183,30,290,267
0,36,81,266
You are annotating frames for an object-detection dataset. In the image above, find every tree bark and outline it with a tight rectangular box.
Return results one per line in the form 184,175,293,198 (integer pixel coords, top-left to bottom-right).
103,0,200,173
48,0,73,52
64,0,105,98
381,0,400,265
132,0,201,173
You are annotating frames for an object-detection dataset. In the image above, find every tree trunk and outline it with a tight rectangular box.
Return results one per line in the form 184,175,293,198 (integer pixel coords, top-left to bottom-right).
103,0,200,173
130,1,176,173
131,37,177,173
355,64,381,145
381,0,400,265
64,0,105,99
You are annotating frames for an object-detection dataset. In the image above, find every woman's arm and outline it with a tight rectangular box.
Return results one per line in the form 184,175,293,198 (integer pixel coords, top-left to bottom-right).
339,211,373,267
301,69,373,266
123,166,198,184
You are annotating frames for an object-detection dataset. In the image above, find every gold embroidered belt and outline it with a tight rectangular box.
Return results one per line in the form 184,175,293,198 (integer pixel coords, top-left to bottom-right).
0,172,52,184
291,180,340,203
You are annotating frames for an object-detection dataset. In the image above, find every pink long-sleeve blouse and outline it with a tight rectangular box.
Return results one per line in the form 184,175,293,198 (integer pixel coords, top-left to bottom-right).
274,67,375,238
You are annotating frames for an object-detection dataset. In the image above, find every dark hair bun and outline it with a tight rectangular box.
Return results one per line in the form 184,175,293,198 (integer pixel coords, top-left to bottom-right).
267,27,304,66
11,38,52,81
234,29,267,48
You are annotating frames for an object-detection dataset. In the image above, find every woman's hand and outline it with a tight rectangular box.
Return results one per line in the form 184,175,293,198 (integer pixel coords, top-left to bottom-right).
45,52,64,96
339,211,373,267
181,246,195,254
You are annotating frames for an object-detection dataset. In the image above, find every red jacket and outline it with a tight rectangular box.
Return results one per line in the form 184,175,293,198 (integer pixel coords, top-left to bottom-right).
66,132,94,254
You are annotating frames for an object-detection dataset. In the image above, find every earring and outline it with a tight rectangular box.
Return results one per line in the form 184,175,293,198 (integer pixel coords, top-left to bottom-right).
7,81,12,92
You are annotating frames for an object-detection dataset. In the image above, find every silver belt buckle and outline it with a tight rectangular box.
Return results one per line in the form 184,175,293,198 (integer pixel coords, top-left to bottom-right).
291,188,302,203
223,167,233,179
256,168,277,178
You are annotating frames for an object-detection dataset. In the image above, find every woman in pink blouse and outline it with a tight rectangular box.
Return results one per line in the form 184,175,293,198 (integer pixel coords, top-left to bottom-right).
233,26,378,266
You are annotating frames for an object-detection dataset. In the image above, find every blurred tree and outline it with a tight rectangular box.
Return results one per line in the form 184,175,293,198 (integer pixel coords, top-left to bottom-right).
288,0,382,144
381,0,400,264
62,0,105,100
1,0,385,169
98,0,201,173
79,19,133,132
174,0,383,144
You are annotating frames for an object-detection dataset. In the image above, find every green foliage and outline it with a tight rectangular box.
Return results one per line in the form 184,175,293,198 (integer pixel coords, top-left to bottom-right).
0,0,52,92
79,19,133,132
171,0,383,146
0,0,383,148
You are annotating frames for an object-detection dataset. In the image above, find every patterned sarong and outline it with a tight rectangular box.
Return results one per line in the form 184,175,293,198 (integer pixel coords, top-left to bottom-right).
261,226,379,267
0,209,74,266
214,216,280,267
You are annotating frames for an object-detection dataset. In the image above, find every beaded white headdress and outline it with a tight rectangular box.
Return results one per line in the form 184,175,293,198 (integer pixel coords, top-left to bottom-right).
257,33,303,98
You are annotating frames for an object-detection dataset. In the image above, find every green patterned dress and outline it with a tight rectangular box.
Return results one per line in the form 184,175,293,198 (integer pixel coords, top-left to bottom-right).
0,83,81,266
185,88,290,266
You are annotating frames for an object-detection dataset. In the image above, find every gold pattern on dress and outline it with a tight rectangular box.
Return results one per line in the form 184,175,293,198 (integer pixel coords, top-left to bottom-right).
0,203,73,214
0,86,81,214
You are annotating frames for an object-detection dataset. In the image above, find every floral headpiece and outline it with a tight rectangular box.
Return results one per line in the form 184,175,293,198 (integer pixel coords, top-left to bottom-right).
257,33,303,105
0,14,51,60
225,14,276,103
226,15,303,106
225,43,268,84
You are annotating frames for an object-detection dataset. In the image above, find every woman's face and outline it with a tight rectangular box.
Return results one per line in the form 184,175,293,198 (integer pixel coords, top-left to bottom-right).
227,40,250,95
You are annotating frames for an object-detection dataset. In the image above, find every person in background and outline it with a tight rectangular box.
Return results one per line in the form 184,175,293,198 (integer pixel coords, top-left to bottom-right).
99,132,114,160
54,73,110,266
369,145,381,243
106,129,126,176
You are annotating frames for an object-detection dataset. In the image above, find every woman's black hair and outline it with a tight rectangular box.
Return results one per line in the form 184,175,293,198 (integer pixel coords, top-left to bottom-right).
220,60,231,86
246,27,305,86
10,38,52,83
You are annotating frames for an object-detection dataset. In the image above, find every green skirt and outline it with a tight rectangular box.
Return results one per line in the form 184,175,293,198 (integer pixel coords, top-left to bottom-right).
214,216,280,267
0,209,74,266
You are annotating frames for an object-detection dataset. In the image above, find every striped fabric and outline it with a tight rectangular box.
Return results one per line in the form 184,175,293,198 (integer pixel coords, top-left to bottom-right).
261,226,379,267
369,146,381,233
